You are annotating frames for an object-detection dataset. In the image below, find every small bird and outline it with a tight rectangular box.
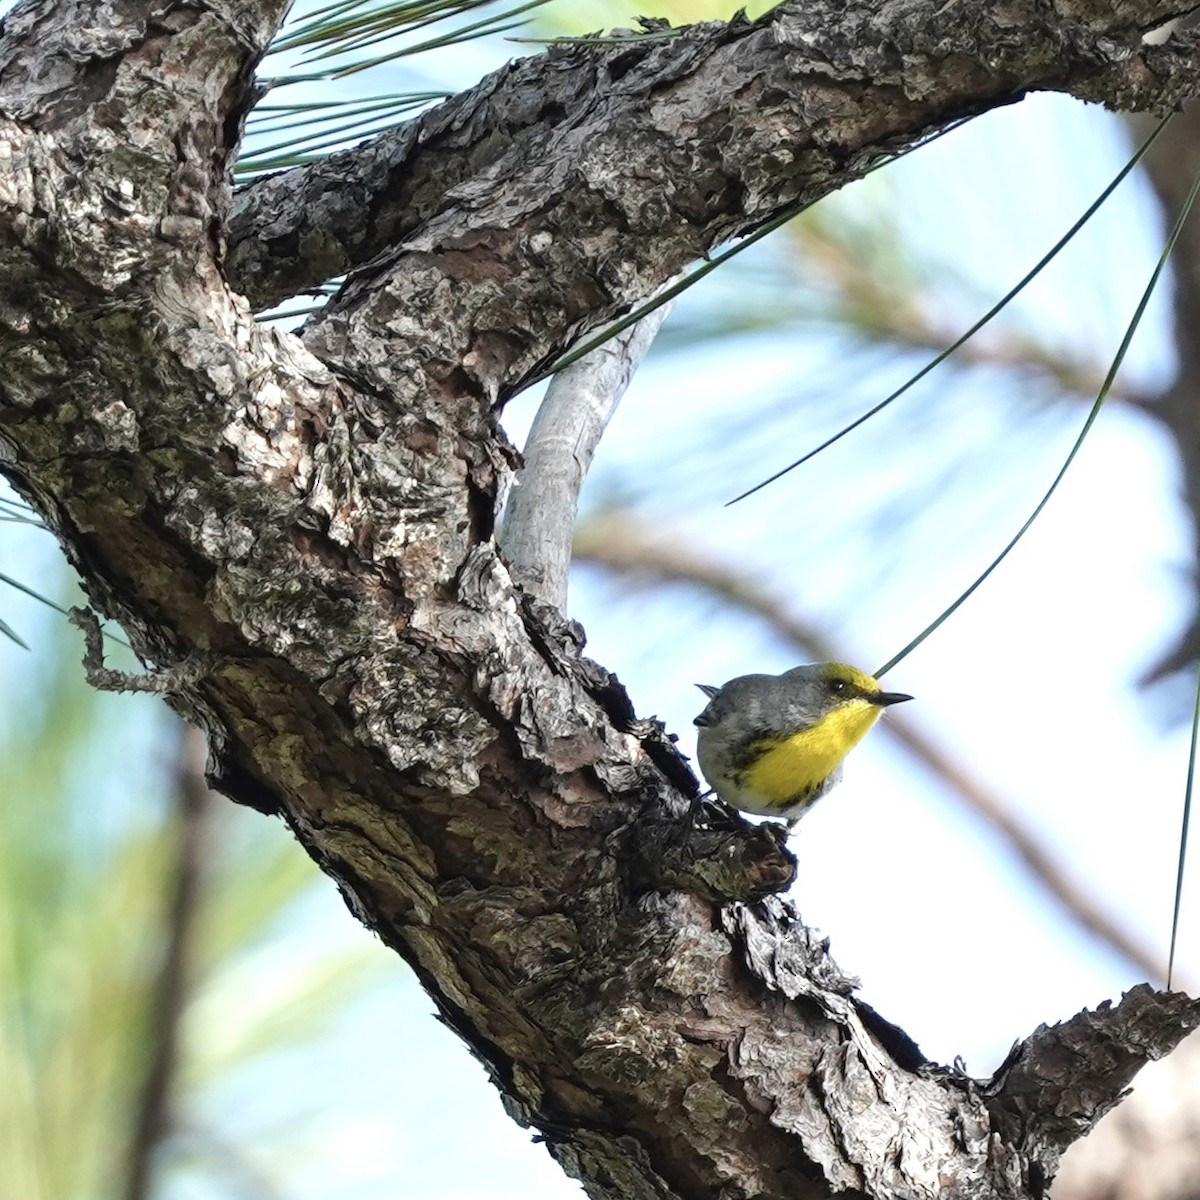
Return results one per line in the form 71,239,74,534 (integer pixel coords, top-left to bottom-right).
693,662,912,825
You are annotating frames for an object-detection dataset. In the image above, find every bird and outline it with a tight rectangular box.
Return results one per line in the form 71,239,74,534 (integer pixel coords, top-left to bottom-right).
693,662,912,826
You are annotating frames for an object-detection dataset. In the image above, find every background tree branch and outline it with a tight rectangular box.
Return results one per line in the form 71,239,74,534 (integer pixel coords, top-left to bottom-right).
124,725,212,1200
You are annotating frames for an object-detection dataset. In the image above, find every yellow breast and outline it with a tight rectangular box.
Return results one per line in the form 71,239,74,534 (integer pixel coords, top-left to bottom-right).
743,699,883,807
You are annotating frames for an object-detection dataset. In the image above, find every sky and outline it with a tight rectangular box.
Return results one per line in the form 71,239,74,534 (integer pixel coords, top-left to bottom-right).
1,4,1196,1198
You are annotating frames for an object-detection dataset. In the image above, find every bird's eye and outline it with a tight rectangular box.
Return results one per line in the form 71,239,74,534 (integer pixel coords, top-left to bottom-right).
828,678,848,695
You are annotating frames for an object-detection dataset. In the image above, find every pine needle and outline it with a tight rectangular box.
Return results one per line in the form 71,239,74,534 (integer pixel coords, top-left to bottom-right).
1168,663,1200,989
874,148,1200,679
726,114,1172,506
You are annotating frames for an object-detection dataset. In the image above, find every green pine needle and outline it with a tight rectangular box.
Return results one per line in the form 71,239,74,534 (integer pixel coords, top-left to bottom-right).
236,0,550,178
0,613,29,650
269,0,547,72
726,114,1172,506
274,0,500,53
0,571,131,651
1168,663,1200,990
874,139,1200,680
258,302,334,321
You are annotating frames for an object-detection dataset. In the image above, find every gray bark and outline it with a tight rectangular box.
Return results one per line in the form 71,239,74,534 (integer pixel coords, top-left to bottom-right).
3,1,1200,1198
227,4,1200,314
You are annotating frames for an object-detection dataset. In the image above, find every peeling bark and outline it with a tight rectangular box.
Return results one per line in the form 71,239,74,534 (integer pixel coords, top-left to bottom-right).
4,0,1200,1197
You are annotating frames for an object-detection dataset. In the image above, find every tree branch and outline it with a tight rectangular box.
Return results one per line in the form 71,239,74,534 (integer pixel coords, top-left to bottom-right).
71,607,213,694
3,0,1200,1196
499,301,673,608
228,3,1200,312
985,984,1200,1169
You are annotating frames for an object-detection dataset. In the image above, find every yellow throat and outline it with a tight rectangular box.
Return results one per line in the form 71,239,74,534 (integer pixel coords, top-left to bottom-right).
743,698,884,806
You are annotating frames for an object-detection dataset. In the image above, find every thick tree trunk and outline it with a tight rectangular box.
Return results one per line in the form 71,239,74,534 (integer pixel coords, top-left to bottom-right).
3,1,1200,1197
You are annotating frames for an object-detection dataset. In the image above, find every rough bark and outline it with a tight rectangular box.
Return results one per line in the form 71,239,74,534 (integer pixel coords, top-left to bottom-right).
1053,1026,1200,1200
227,2,1200,314
4,1,1200,1198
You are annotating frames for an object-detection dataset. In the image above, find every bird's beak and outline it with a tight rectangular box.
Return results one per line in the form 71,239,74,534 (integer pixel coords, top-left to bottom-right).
874,691,913,707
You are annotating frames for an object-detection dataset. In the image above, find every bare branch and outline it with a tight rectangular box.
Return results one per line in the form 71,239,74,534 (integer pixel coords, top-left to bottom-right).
500,301,673,608
1054,1025,1200,1200
230,3,1200,313
986,985,1200,1167
70,609,213,695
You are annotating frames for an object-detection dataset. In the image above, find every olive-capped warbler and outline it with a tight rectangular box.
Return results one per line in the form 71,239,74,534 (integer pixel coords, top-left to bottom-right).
693,662,912,824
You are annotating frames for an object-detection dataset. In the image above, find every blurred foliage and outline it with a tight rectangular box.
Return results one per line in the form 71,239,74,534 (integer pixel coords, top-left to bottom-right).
0,555,386,1199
